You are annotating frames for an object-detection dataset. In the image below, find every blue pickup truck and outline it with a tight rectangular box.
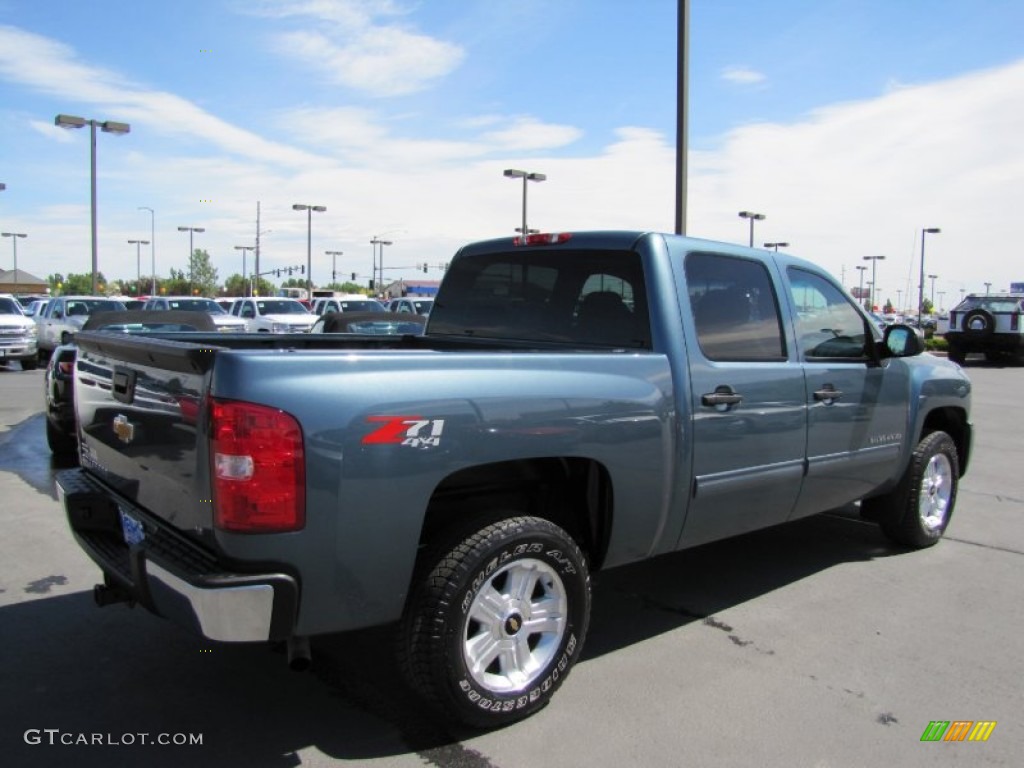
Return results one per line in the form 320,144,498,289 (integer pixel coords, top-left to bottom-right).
57,231,972,727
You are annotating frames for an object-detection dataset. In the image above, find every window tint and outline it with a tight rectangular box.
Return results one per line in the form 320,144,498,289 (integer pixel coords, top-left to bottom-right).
429,249,651,348
685,252,785,361
788,268,868,360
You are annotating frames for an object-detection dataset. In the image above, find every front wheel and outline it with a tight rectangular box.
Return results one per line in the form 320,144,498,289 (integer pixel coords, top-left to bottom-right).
863,431,959,548
400,516,590,728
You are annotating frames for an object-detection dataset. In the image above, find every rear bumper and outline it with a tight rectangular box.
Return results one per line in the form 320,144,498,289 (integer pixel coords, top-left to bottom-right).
56,468,298,642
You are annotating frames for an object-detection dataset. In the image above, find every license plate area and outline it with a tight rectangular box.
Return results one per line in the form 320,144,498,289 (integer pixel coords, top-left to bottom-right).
119,508,146,546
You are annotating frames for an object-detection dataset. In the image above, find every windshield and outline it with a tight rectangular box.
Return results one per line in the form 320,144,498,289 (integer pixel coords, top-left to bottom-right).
339,300,385,313
0,298,23,315
256,300,309,315
164,298,225,313
66,300,127,315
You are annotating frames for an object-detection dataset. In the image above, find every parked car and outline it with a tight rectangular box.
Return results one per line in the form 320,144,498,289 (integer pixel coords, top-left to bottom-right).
229,297,316,332
388,297,435,315
310,311,426,335
23,299,50,319
143,296,248,332
312,295,387,316
36,296,126,360
0,293,40,370
944,292,1024,364
44,310,218,457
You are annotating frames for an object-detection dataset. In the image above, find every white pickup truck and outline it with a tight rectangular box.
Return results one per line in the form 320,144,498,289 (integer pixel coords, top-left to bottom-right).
228,297,316,333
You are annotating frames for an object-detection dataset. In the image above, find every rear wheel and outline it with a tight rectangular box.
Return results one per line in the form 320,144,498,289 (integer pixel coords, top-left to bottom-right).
863,431,959,548
45,417,78,458
20,357,38,371
400,515,590,728
946,342,965,365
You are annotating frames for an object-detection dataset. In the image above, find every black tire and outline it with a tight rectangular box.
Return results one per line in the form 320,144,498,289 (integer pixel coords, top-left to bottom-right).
961,308,994,337
400,516,590,728
946,343,966,365
862,431,959,548
20,357,38,371
45,417,78,458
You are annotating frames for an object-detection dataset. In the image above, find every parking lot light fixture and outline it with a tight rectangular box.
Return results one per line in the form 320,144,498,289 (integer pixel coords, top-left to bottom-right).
325,250,344,283
293,204,327,296
738,210,766,247
235,245,255,296
918,227,941,326
856,265,868,309
2,232,27,290
138,207,155,295
863,255,886,312
128,239,150,295
54,114,131,294
504,169,546,239
763,241,788,252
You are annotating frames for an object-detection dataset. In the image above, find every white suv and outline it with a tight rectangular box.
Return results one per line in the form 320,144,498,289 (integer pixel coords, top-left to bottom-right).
944,292,1024,364
0,294,39,370
142,296,248,332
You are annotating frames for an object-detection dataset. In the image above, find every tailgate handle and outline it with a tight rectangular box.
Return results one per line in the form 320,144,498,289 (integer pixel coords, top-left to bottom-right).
112,368,137,405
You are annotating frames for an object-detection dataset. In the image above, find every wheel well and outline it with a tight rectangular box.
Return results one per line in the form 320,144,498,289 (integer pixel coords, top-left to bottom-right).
418,458,613,571
922,407,971,476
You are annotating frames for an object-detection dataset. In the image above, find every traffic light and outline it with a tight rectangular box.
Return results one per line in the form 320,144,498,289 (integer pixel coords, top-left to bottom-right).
351,272,357,281
422,263,428,274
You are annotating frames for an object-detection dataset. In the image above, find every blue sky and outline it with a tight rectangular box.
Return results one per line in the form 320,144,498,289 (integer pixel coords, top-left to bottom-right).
1,0,1022,307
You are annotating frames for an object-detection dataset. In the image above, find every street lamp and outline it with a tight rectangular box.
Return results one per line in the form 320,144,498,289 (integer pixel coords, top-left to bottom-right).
2,232,27,290
504,169,546,238
177,226,205,294
856,265,868,309
54,114,131,294
325,250,344,283
927,274,938,308
292,204,326,296
138,207,155,295
984,282,991,295
127,239,150,295
863,255,885,312
763,241,788,252
235,246,255,296
738,211,766,247
918,227,941,327
370,238,393,295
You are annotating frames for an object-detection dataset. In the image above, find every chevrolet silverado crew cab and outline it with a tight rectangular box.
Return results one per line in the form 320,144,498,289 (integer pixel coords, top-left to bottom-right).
57,231,972,727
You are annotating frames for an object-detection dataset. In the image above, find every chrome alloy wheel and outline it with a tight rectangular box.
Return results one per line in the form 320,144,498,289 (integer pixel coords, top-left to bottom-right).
462,558,567,693
919,452,954,532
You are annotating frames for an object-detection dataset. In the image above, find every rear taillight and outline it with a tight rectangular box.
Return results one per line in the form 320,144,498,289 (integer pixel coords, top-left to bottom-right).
210,398,305,533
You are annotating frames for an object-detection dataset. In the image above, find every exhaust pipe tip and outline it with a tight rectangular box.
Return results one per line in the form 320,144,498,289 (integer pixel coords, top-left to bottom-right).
286,636,312,672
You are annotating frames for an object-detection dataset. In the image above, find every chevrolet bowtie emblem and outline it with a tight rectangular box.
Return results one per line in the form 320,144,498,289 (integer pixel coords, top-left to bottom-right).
113,414,135,444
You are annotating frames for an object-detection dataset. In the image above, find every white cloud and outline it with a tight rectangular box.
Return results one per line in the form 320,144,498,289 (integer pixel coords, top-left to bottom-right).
249,0,465,96
721,66,767,86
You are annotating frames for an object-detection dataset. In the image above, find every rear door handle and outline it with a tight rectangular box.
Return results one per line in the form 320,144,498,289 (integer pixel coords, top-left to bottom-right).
701,385,743,408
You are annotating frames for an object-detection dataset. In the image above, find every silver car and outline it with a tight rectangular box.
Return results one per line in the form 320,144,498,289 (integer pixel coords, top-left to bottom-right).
36,296,127,359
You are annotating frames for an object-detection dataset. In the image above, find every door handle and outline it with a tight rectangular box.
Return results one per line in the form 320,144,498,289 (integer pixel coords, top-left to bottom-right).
701,386,743,408
813,385,842,403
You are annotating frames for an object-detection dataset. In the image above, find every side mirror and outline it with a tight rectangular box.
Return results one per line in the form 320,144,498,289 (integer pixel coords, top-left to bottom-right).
882,324,925,357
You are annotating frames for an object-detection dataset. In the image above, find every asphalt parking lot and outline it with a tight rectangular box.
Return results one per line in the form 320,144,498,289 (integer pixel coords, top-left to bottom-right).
1,355,1021,767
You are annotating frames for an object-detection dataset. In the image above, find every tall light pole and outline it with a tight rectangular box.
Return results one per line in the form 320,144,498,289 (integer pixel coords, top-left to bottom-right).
503,169,546,238
738,210,765,247
856,265,868,309
863,255,885,312
292,203,326,297
138,206,155,295
918,227,941,327
127,239,150,295
177,226,205,295
2,232,27,291
370,238,393,295
927,274,938,309
235,246,255,296
763,241,788,252
896,289,903,313
325,250,344,284
984,282,991,295
54,114,131,294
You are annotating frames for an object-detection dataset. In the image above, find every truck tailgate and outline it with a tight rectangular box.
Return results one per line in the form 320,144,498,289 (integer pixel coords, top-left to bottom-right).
73,332,218,535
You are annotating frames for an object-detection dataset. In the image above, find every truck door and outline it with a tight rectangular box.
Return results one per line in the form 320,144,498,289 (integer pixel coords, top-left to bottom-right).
783,267,909,518
677,251,808,549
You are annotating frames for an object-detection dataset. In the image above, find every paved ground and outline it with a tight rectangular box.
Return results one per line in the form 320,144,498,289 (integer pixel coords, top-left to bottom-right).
1,355,1021,767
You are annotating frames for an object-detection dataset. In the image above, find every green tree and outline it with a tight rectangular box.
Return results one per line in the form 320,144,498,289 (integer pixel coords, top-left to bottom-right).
49,272,107,295
189,249,219,297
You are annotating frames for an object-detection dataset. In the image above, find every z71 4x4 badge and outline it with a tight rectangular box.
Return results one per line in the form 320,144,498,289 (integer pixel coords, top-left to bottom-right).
363,415,446,449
